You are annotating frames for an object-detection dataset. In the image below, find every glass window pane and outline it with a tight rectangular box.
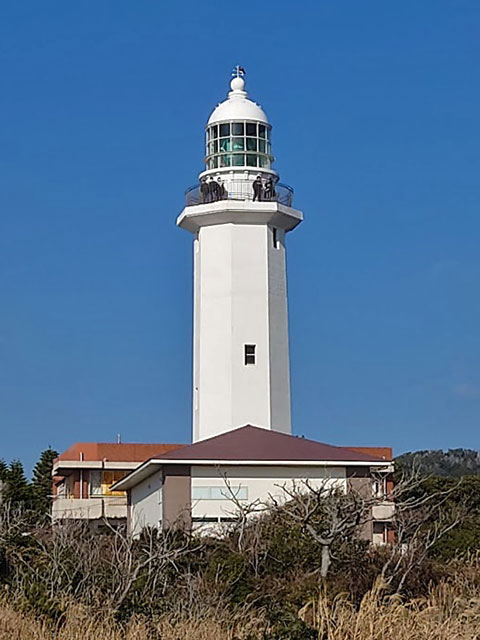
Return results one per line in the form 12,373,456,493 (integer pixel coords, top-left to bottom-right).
259,156,269,168
246,154,257,166
212,156,218,168
212,125,218,138
246,122,256,136
220,155,231,167
220,138,231,152
259,124,266,138
192,487,211,500
208,142,214,155
266,141,271,155
219,123,230,137
235,487,248,500
266,127,271,140
258,139,266,153
232,122,244,135
232,137,244,151
89,471,102,496
246,138,257,151
232,153,244,166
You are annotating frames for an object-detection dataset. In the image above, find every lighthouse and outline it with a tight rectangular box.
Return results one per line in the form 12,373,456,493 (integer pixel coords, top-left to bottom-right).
177,69,303,442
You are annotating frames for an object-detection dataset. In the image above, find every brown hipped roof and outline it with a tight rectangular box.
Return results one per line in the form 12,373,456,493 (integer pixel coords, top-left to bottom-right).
55,442,184,464
153,426,389,463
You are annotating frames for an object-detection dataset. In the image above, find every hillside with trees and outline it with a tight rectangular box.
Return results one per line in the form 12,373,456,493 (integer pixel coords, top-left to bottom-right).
396,448,480,477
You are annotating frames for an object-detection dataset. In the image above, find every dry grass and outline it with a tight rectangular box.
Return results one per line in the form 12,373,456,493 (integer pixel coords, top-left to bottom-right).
301,560,480,640
0,565,479,640
0,602,264,640
302,579,480,640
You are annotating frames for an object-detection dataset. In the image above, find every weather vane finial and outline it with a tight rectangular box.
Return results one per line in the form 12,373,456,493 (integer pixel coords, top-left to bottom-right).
232,64,246,78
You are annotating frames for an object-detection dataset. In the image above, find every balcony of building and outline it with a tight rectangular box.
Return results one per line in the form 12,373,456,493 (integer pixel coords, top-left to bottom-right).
52,495,128,521
185,178,294,207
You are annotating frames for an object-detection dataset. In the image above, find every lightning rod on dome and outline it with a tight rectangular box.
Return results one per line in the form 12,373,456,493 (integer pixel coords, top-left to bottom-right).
232,64,246,77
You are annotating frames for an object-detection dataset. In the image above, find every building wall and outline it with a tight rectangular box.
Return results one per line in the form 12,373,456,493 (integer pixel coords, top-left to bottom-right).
130,469,163,537
347,467,374,541
163,465,192,529
191,465,346,521
193,222,291,442
267,227,291,430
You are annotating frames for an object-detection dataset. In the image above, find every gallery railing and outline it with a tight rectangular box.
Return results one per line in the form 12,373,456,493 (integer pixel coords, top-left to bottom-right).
185,179,294,207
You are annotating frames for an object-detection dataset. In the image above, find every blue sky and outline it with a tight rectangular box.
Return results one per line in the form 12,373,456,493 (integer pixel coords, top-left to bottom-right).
1,1,479,473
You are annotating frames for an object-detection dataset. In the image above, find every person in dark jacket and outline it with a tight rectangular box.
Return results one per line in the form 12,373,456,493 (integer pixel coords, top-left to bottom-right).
217,178,227,200
253,175,263,201
208,178,219,202
200,178,209,203
264,177,276,200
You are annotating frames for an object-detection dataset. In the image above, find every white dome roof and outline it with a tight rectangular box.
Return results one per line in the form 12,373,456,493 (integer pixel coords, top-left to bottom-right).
207,76,269,125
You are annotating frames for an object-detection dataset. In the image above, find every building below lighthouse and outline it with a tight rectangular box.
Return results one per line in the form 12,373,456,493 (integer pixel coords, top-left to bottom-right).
177,72,302,442
52,70,395,545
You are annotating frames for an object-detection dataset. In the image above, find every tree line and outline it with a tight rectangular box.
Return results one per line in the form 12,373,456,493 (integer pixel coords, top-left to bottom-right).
0,448,58,518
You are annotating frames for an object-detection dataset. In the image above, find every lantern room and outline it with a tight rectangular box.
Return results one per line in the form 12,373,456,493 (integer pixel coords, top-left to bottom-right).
201,74,277,178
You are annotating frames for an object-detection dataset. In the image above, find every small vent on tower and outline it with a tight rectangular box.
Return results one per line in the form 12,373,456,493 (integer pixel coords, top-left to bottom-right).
244,344,256,366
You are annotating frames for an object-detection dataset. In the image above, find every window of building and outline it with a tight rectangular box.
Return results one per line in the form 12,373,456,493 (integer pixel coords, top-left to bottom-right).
89,470,127,497
219,123,230,137
232,137,244,151
89,470,102,496
272,227,279,249
372,475,388,499
244,344,256,365
220,138,231,152
373,521,387,545
192,486,248,500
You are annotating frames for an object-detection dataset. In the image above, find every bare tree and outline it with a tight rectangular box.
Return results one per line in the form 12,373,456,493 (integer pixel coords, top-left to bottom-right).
379,471,463,592
273,479,369,579
216,469,465,590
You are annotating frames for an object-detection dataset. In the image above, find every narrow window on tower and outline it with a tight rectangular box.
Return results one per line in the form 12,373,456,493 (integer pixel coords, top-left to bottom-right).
272,227,280,249
244,344,256,365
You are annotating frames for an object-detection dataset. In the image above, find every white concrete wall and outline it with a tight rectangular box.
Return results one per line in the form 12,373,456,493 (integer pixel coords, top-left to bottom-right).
193,222,291,441
267,227,291,429
191,465,346,520
130,470,163,537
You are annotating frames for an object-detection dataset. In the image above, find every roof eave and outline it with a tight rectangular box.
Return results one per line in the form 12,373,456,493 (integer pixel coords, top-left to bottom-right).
112,458,393,491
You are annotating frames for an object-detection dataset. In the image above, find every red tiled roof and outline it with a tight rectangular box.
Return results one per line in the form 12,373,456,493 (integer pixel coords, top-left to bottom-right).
55,442,184,464
153,426,389,463
343,447,393,461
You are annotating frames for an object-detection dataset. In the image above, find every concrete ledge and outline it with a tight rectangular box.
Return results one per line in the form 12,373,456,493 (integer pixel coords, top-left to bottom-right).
176,200,303,234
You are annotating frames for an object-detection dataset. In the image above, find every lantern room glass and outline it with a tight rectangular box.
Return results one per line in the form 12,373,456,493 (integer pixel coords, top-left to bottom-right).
205,121,273,170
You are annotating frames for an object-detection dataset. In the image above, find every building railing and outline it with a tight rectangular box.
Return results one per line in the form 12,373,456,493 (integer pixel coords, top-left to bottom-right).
52,495,128,520
185,179,294,207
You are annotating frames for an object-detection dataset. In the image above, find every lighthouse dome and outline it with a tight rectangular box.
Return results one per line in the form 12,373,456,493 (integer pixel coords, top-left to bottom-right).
207,76,269,125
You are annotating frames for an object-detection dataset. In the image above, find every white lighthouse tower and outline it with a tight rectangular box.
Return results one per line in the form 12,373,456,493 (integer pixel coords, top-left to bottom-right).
177,69,303,442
